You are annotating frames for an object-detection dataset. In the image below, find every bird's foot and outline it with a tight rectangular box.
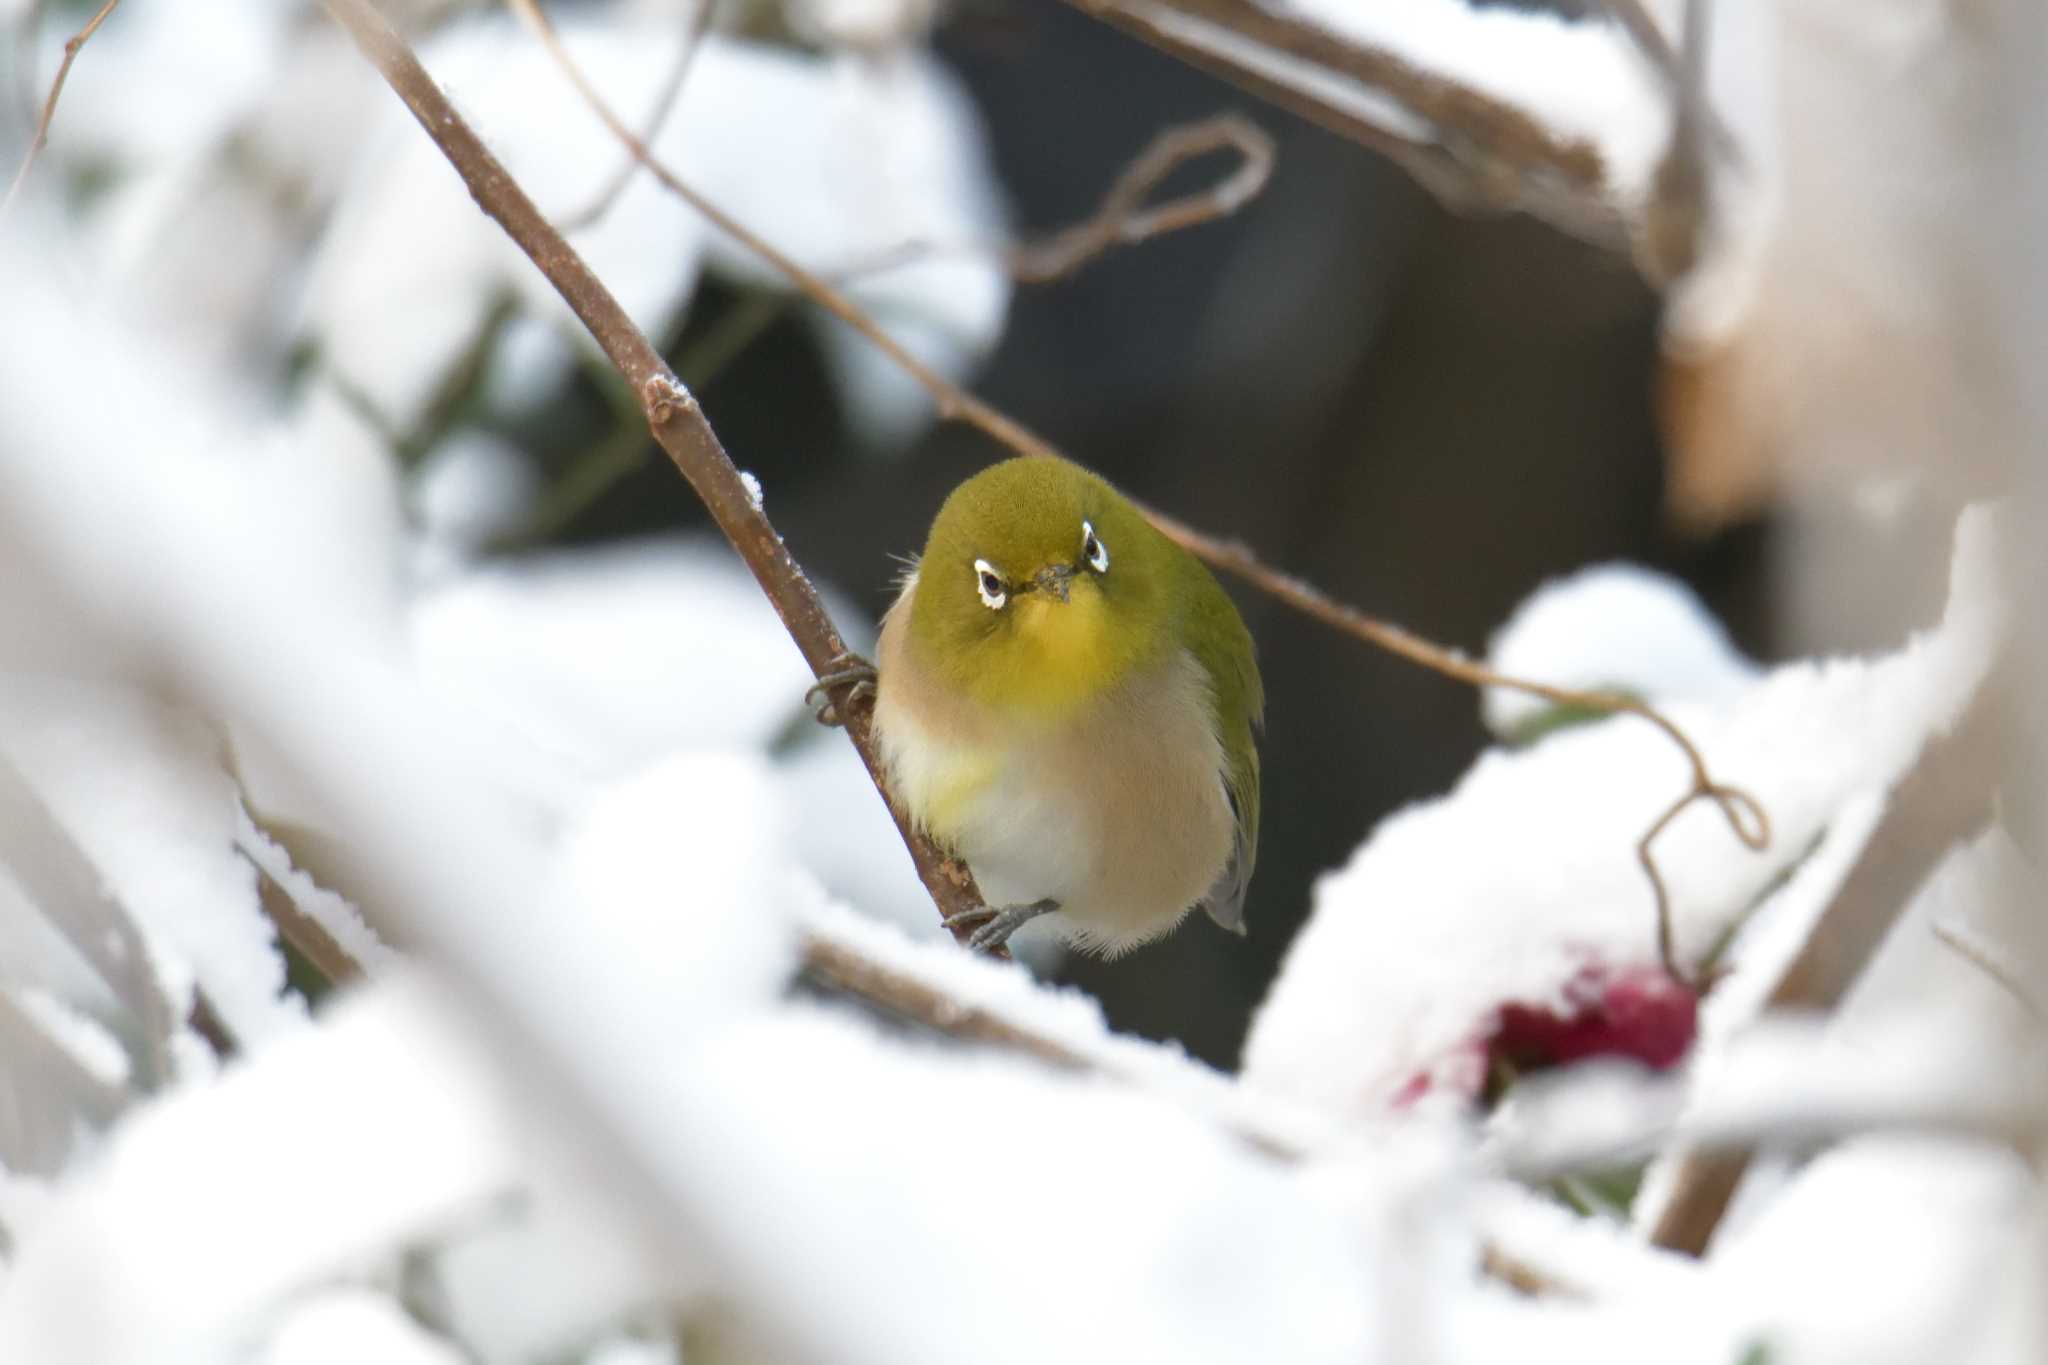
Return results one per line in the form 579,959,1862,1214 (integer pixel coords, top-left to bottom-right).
806,652,878,728
942,898,1060,954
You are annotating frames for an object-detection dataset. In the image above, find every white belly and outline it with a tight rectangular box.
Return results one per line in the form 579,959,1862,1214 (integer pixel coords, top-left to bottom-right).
874,608,1233,956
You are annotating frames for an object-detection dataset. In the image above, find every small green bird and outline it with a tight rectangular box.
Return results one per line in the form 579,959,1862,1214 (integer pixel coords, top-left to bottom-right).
824,455,1262,956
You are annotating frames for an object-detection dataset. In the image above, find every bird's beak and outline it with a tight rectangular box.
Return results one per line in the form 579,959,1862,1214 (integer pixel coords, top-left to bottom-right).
1032,564,1075,604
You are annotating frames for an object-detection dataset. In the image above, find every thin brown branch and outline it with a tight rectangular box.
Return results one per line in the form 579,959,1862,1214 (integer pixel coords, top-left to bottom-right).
1592,0,1738,166
801,931,1091,1070
320,0,998,954
1065,0,1631,251
253,860,371,990
1593,0,1682,84
555,0,711,234
831,110,1275,286
1010,111,1273,282
0,0,120,223
187,991,238,1059
1478,1241,1587,1299
1633,0,1716,283
507,0,1767,985
1648,668,2010,1255
1931,917,2042,1021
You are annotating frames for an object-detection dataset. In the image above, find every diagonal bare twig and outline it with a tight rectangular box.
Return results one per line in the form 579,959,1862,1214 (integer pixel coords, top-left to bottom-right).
832,110,1275,287
1633,0,1719,283
0,0,120,224
506,0,1767,986
555,0,711,234
1010,110,1273,282
0,750,176,1088
1931,916,2041,1021
1593,0,1737,165
320,0,1000,955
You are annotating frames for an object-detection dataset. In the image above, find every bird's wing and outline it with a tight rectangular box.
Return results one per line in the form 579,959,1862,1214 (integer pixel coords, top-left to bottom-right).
1186,566,1263,934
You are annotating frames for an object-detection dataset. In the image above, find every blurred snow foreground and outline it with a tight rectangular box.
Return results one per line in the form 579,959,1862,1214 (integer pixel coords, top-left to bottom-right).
0,231,2038,1361
1,3,2044,1365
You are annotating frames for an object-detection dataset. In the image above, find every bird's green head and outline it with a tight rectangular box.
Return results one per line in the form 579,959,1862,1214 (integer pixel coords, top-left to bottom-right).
905,456,1178,715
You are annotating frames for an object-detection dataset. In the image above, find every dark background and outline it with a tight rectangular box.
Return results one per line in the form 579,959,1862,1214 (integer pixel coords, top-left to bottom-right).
546,2,1781,1068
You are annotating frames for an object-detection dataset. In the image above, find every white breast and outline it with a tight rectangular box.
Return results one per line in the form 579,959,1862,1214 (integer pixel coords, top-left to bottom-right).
872,580,1233,956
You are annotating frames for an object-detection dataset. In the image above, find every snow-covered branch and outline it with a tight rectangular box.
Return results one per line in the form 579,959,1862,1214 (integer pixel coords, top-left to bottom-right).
1648,661,2015,1253
1067,0,1671,250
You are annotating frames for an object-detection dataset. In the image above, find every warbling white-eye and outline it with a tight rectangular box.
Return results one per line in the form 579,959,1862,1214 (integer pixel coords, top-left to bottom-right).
814,455,1263,954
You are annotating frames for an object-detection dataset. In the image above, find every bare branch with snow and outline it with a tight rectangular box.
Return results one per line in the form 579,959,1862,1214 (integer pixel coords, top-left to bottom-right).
1649,664,2012,1254
1064,0,1673,251
320,0,997,950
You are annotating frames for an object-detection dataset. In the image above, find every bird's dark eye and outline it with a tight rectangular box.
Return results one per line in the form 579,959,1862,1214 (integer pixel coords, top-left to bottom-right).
972,558,1008,610
1081,520,1109,574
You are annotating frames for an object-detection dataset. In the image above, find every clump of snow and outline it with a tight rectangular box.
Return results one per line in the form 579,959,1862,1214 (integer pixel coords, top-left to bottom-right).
0,750,168,1072
410,432,541,568
664,1002,1405,1365
431,1155,677,1365
0,988,127,1176
800,900,1346,1155
771,741,937,942
1710,1136,2036,1365
786,0,942,50
551,751,804,1032
582,1337,679,1365
407,536,931,931
0,678,308,1051
1636,820,2044,1244
409,536,860,762
0,978,521,1361
1685,794,1884,1046
1467,1175,1705,1303
244,384,414,661
739,469,765,510
1840,824,2041,1045
257,1289,468,1365
1243,506,2005,1118
232,804,400,980
12,989,132,1092
1481,1056,1685,1181
1482,564,1760,741
1219,0,1669,211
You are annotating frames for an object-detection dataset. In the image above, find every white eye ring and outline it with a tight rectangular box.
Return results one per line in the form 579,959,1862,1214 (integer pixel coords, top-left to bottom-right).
1081,520,1109,573
973,559,1007,611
